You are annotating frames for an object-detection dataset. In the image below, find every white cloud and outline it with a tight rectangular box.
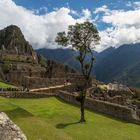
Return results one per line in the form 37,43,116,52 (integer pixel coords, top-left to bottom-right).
94,4,140,52
0,0,90,49
1,0,140,52
102,9,140,27
33,7,48,15
134,2,140,8
70,9,79,17
94,5,110,15
82,9,91,18
126,1,140,9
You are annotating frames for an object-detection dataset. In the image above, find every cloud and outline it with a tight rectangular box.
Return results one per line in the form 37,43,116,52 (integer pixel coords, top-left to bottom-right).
94,3,140,51
102,9,140,27
94,5,110,15
0,0,91,49
33,7,48,15
126,1,140,9
1,0,140,52
70,9,80,17
82,9,91,19
134,2,140,8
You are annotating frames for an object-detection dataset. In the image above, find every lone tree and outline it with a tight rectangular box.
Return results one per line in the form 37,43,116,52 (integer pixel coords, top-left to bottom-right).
55,21,100,122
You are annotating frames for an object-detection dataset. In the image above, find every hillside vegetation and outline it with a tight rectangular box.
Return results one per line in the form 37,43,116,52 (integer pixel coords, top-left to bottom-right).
0,97,139,140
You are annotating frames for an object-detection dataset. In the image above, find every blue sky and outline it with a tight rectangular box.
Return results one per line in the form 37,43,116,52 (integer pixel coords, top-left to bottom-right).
14,0,136,11
14,0,134,30
0,0,140,51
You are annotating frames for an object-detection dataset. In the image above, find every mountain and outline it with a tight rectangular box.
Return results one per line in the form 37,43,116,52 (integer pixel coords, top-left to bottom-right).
0,25,30,54
0,25,40,64
36,48,99,72
37,44,140,88
0,25,75,88
36,48,80,71
94,43,140,87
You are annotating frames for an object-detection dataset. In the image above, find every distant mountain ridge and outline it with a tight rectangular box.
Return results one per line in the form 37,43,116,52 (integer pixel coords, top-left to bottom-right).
36,43,140,88
36,48,79,71
36,48,99,72
94,43,140,87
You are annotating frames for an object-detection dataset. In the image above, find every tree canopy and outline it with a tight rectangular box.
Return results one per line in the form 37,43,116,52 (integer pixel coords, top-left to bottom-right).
55,21,100,122
55,21,100,78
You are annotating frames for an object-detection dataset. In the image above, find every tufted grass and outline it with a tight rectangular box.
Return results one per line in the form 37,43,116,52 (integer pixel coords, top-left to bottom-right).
0,97,140,140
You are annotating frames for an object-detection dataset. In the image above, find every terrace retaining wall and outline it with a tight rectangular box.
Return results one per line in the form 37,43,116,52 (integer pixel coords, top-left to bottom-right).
0,91,53,98
0,90,140,125
58,90,140,124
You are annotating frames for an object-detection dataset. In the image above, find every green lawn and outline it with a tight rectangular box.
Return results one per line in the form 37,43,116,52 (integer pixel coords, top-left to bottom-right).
0,97,140,140
0,81,16,88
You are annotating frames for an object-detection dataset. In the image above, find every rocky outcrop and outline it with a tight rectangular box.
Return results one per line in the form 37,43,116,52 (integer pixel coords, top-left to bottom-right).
0,25,33,55
0,25,41,64
0,112,27,140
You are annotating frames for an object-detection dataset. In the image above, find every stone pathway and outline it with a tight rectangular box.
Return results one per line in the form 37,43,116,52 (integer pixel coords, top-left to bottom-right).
30,83,71,92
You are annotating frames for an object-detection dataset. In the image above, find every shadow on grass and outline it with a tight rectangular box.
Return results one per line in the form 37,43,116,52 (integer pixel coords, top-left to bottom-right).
5,107,33,119
56,121,80,129
56,97,130,124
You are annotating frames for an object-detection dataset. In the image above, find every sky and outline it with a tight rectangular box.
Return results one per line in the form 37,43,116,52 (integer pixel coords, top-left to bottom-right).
0,0,140,52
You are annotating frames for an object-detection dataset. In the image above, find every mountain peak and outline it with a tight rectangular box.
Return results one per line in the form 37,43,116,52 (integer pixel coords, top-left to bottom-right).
0,25,33,55
5,25,21,31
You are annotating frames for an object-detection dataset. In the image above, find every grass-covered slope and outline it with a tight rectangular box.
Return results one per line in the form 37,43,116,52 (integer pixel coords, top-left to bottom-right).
0,82,16,88
0,97,140,140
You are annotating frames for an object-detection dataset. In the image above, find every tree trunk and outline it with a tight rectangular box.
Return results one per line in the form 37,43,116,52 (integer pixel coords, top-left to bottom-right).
80,95,86,122
79,76,89,123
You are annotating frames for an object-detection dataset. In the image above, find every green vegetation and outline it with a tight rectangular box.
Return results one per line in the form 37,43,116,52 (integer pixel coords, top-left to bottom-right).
0,97,140,140
55,21,100,122
0,82,16,88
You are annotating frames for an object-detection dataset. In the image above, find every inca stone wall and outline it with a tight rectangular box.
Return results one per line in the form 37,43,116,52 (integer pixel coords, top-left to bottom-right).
0,112,27,140
0,85,74,98
0,88,139,125
58,90,140,124
22,74,91,88
0,91,52,98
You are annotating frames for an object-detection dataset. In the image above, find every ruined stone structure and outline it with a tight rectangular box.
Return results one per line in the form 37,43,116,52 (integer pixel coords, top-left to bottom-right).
0,112,27,140
88,83,135,105
0,25,78,88
58,90,140,124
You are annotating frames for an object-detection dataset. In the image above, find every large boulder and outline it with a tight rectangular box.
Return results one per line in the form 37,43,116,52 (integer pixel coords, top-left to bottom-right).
0,112,27,140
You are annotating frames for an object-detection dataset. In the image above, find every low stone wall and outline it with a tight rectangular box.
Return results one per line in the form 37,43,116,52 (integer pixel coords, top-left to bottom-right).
22,74,92,89
0,90,140,124
58,90,140,124
0,91,54,98
23,77,66,88
0,85,74,98
0,112,27,140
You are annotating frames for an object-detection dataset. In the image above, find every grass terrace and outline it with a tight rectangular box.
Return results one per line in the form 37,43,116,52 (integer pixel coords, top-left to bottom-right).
0,97,140,140
0,81,16,88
